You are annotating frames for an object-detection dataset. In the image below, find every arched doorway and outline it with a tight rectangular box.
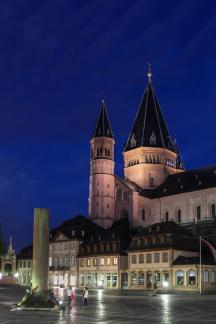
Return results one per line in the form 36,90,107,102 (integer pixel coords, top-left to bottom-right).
4,263,12,276
119,208,129,219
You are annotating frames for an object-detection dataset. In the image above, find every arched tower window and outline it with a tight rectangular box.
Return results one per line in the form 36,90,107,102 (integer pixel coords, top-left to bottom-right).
177,209,181,223
196,206,201,221
211,204,216,219
142,209,146,221
165,211,169,222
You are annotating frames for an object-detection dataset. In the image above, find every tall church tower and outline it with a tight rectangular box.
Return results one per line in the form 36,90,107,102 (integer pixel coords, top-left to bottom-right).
88,100,115,228
124,68,184,189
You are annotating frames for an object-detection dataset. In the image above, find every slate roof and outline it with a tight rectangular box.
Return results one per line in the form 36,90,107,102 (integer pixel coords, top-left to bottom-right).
77,218,131,257
173,255,216,266
50,215,102,241
127,221,198,252
92,100,113,139
133,221,194,237
114,175,141,191
141,165,216,199
17,244,33,260
124,74,176,153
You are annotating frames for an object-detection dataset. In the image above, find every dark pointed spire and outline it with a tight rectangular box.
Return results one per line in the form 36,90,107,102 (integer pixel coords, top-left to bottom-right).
124,68,176,152
92,100,114,139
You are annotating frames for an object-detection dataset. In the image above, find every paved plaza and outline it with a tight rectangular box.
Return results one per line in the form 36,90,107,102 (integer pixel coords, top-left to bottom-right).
1,286,216,323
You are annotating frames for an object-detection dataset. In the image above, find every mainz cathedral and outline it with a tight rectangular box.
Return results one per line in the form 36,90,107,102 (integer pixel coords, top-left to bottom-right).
88,68,216,230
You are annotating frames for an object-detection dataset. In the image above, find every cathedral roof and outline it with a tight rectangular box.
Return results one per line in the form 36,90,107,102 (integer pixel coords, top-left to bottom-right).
124,70,176,152
114,175,141,191
92,100,113,139
141,165,216,199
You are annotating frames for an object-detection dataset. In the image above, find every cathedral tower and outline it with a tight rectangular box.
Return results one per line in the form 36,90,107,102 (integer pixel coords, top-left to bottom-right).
124,68,184,189
88,100,115,228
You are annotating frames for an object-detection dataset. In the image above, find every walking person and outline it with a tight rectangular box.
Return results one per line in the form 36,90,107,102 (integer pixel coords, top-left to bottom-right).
83,287,89,308
67,286,72,307
153,280,157,296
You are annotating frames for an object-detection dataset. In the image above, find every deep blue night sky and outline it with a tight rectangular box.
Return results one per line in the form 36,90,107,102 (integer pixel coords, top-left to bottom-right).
0,0,216,251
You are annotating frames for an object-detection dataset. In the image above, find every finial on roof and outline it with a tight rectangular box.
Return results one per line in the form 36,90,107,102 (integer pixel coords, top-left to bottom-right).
147,63,152,83
101,91,105,104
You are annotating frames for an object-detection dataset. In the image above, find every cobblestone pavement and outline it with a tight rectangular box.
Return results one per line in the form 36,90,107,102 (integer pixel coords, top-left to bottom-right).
1,285,216,323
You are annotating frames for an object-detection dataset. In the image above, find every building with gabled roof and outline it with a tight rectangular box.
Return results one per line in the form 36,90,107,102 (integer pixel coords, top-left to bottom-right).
88,68,216,231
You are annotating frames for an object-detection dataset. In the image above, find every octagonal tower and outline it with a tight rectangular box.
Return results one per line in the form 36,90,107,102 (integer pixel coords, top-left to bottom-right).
124,68,184,189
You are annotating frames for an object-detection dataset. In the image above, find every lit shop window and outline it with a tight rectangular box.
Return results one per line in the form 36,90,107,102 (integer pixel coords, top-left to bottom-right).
176,271,184,285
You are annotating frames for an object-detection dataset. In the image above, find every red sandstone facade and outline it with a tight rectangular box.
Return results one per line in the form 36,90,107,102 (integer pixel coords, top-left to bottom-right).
89,71,216,229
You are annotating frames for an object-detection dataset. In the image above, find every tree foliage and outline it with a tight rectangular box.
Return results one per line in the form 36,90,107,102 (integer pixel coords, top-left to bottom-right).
0,223,7,256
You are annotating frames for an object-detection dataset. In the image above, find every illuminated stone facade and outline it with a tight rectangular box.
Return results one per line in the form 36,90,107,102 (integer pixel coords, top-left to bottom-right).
89,72,216,229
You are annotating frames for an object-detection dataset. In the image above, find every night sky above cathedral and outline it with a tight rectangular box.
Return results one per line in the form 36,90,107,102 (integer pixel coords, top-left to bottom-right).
0,0,215,250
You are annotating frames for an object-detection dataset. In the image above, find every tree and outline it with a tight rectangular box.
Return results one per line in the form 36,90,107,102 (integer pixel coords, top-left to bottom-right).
0,224,7,256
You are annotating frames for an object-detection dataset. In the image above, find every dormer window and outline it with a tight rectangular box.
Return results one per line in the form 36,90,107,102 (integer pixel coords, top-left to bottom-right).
81,230,85,237
150,132,156,145
72,230,75,236
106,128,110,136
130,133,136,147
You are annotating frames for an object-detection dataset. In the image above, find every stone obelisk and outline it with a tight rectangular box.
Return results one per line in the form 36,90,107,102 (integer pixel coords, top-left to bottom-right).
32,208,50,293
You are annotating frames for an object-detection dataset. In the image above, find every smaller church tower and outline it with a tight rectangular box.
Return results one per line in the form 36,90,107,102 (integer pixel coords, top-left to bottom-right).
88,100,115,228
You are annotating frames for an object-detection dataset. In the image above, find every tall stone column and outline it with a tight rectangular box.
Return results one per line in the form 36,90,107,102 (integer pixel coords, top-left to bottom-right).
32,208,50,293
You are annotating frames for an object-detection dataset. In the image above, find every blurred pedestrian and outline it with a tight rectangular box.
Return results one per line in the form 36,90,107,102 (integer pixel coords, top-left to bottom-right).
153,280,157,296
67,286,72,306
83,287,89,308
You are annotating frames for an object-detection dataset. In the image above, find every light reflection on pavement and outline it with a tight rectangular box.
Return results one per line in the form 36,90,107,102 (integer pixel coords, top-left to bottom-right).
1,286,216,323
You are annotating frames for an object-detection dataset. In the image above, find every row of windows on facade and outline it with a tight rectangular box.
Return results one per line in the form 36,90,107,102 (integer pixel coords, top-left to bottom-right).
80,242,117,254
80,273,118,287
129,269,216,287
175,269,216,286
96,201,110,208
127,156,175,167
130,271,167,287
92,147,111,158
163,204,216,223
131,252,168,264
80,256,118,267
50,242,77,251
132,235,170,248
50,255,76,267
19,260,31,268
20,273,31,285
